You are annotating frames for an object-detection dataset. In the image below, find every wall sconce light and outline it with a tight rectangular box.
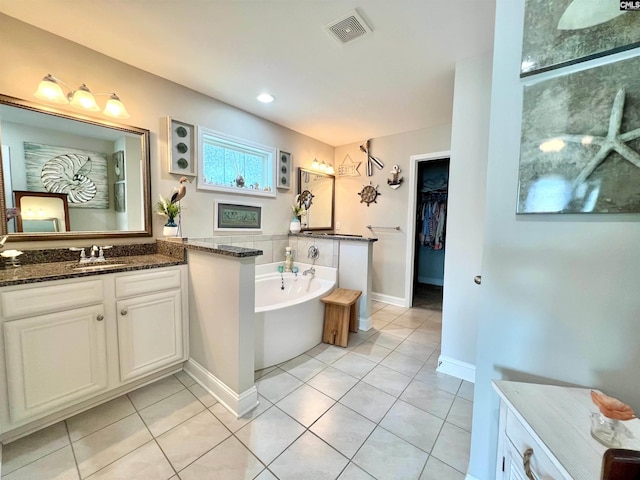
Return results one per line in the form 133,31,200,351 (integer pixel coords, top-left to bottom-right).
34,74,130,119
311,158,320,170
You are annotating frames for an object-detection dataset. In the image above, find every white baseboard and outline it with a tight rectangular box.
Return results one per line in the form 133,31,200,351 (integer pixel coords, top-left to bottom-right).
184,358,258,417
437,355,476,383
371,291,406,307
359,316,372,331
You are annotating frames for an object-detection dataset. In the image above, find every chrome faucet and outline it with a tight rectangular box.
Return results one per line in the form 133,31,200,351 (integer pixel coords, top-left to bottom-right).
70,245,112,263
0,235,8,251
303,267,315,276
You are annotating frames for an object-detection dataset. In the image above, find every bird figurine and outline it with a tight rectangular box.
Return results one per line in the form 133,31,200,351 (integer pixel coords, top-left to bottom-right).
170,176,191,204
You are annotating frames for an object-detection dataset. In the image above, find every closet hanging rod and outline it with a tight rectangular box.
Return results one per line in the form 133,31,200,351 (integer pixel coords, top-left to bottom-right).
366,225,400,231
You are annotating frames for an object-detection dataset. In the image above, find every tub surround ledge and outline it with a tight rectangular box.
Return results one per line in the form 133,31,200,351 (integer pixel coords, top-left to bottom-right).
179,237,263,257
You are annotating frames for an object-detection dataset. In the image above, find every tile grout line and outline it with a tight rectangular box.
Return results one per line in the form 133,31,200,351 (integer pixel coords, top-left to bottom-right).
63,420,82,480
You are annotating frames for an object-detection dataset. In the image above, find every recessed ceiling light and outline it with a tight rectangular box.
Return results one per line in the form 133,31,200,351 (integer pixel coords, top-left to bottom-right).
257,93,274,103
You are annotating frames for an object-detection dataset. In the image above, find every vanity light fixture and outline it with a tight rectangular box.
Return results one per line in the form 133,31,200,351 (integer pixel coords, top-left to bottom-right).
310,158,335,175
257,93,274,103
34,74,130,118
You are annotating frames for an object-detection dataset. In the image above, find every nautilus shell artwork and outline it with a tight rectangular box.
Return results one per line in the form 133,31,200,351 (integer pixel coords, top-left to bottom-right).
24,142,109,209
41,153,97,204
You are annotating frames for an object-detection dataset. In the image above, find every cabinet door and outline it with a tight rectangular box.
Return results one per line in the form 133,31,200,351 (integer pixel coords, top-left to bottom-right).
117,289,183,382
4,305,107,424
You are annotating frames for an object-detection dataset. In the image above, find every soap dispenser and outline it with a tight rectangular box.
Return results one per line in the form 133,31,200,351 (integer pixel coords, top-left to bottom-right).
284,246,293,272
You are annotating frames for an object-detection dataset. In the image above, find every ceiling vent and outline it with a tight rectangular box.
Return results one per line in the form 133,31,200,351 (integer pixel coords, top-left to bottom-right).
324,9,372,45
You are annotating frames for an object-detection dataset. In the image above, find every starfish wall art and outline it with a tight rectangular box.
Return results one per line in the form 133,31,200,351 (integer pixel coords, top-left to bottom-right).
517,55,640,214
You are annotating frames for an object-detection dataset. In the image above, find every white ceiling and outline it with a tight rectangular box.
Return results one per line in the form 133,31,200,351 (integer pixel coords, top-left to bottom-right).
0,1,496,147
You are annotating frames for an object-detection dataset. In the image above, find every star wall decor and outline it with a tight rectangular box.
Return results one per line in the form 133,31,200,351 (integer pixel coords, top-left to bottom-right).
337,154,361,177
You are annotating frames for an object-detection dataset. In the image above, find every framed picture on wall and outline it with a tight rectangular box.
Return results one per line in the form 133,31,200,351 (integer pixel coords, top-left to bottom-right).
113,150,125,182
214,201,262,231
521,0,640,76
277,150,291,189
167,117,197,176
517,55,640,213
114,181,126,212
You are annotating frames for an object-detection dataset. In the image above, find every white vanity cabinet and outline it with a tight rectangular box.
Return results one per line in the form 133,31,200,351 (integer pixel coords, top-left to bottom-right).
115,268,184,382
0,265,188,442
2,280,107,424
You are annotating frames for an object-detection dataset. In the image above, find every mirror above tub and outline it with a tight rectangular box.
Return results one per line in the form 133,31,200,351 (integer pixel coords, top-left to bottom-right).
297,168,334,231
0,94,151,240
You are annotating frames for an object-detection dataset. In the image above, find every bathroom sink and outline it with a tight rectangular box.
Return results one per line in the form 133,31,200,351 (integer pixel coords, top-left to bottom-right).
71,262,128,272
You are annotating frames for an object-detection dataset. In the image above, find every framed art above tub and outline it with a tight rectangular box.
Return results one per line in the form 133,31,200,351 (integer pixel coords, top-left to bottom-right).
214,201,262,231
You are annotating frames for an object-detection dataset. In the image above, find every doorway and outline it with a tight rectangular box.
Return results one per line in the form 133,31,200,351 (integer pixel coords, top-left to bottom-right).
412,157,450,309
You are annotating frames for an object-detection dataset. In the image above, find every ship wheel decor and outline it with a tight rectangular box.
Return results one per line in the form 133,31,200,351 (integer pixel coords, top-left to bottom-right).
358,182,381,207
299,189,314,210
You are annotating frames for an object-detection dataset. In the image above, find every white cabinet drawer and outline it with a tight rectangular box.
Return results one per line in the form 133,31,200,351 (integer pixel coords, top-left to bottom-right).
1,279,103,319
506,409,564,480
115,268,181,298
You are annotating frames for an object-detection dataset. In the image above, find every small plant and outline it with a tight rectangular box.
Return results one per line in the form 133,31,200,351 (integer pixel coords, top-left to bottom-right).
156,195,180,220
291,195,307,218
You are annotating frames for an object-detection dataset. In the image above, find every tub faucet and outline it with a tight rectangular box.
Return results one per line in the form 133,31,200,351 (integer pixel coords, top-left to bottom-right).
303,267,315,276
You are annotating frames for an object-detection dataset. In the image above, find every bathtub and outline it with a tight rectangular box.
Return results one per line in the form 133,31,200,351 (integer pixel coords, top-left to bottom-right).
254,263,337,370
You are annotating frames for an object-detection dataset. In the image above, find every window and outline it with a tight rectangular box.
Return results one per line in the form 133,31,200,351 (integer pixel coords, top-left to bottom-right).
197,126,276,197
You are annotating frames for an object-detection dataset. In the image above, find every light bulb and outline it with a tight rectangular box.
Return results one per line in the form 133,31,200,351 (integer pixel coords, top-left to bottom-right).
70,84,100,111
34,74,68,104
103,93,130,118
311,158,320,170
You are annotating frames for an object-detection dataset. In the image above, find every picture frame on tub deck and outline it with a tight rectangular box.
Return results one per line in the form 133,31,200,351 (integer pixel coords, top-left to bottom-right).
520,0,640,77
167,117,197,176
214,200,262,231
517,54,640,214
277,150,292,189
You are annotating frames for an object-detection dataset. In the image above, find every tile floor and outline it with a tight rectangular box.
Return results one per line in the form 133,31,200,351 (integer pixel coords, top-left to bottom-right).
1,302,473,480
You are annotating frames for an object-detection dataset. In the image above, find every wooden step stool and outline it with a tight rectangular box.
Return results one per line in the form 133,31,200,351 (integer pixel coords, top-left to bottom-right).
321,288,362,347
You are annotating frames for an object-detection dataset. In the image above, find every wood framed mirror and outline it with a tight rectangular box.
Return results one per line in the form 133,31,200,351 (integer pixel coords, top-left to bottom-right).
297,168,335,231
0,94,152,241
14,191,70,233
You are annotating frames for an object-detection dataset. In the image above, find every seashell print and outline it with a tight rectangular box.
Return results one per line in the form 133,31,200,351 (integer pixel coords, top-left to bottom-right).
41,153,97,204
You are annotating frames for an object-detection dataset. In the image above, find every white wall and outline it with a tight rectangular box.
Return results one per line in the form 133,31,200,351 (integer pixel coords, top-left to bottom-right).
439,53,492,379
334,125,452,303
469,1,640,478
0,14,334,249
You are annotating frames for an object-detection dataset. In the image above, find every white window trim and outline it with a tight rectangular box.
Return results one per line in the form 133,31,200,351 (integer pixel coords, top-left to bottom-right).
196,126,276,198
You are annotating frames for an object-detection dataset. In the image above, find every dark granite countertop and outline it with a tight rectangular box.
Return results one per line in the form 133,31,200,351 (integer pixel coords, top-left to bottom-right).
0,254,186,287
290,232,378,242
181,238,263,257
0,239,187,287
